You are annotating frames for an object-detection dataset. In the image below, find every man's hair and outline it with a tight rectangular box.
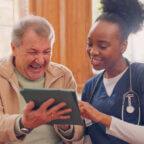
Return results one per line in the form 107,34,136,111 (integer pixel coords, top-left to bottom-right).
11,15,55,47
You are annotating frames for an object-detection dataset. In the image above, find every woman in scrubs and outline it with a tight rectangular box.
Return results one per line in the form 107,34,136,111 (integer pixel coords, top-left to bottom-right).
79,0,144,144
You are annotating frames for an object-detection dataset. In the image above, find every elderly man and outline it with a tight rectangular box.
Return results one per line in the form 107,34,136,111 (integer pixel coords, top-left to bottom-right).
0,15,83,144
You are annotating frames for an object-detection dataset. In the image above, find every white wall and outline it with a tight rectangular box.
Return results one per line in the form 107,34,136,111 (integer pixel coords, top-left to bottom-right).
0,0,15,58
0,0,28,58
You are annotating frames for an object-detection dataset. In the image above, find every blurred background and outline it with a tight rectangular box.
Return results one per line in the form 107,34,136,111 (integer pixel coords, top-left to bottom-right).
0,0,144,93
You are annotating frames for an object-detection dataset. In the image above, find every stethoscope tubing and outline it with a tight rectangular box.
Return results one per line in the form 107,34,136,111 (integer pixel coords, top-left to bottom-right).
121,90,141,125
89,62,141,125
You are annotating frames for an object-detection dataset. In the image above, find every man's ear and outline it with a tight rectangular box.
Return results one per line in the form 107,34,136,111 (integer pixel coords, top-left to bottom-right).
121,41,127,54
11,43,17,56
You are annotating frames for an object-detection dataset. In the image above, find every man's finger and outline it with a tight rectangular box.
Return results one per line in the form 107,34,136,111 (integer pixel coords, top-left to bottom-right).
58,115,71,120
39,98,55,111
47,102,67,114
57,108,72,115
23,101,35,114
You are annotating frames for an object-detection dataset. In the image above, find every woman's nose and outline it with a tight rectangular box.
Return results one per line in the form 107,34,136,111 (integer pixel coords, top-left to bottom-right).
89,47,100,56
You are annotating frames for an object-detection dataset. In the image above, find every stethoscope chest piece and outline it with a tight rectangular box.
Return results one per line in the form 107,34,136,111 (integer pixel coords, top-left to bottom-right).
122,89,141,124
126,105,135,113
126,93,135,113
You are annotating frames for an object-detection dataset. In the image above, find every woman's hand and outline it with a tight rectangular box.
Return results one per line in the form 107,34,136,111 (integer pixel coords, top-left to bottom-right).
21,98,72,129
79,101,111,127
78,101,102,122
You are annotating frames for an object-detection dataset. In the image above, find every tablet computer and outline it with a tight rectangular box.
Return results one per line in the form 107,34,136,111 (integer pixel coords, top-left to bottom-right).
20,88,83,125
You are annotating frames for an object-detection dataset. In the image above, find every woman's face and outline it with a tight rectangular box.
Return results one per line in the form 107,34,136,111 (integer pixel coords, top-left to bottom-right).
87,20,126,73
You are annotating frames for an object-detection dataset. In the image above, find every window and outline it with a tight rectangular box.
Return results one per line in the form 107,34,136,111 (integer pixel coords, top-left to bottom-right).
0,0,28,58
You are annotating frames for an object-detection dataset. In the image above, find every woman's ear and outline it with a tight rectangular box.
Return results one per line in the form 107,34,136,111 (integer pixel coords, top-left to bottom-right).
121,41,127,54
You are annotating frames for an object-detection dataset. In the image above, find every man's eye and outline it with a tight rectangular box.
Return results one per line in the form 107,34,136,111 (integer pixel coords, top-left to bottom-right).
27,52,37,55
87,42,93,47
43,50,51,55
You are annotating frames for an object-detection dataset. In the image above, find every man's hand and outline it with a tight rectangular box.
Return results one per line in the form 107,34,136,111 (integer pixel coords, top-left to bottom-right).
21,98,72,129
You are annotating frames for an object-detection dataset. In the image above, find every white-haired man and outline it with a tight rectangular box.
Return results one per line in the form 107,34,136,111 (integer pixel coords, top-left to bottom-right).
0,15,83,144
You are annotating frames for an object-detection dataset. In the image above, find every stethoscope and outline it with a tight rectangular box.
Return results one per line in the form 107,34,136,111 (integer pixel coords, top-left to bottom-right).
121,63,141,124
89,62,141,125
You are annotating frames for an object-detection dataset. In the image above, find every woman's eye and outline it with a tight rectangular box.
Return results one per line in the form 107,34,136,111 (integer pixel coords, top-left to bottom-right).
98,43,109,49
100,45,107,49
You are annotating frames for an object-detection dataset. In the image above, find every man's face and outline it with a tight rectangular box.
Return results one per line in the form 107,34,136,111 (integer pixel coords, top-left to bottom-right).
12,29,52,80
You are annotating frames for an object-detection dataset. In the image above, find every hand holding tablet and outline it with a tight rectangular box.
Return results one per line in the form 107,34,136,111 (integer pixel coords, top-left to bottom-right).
20,88,83,125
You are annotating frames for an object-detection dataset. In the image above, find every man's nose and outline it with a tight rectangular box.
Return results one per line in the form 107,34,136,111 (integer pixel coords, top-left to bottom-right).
35,54,45,64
